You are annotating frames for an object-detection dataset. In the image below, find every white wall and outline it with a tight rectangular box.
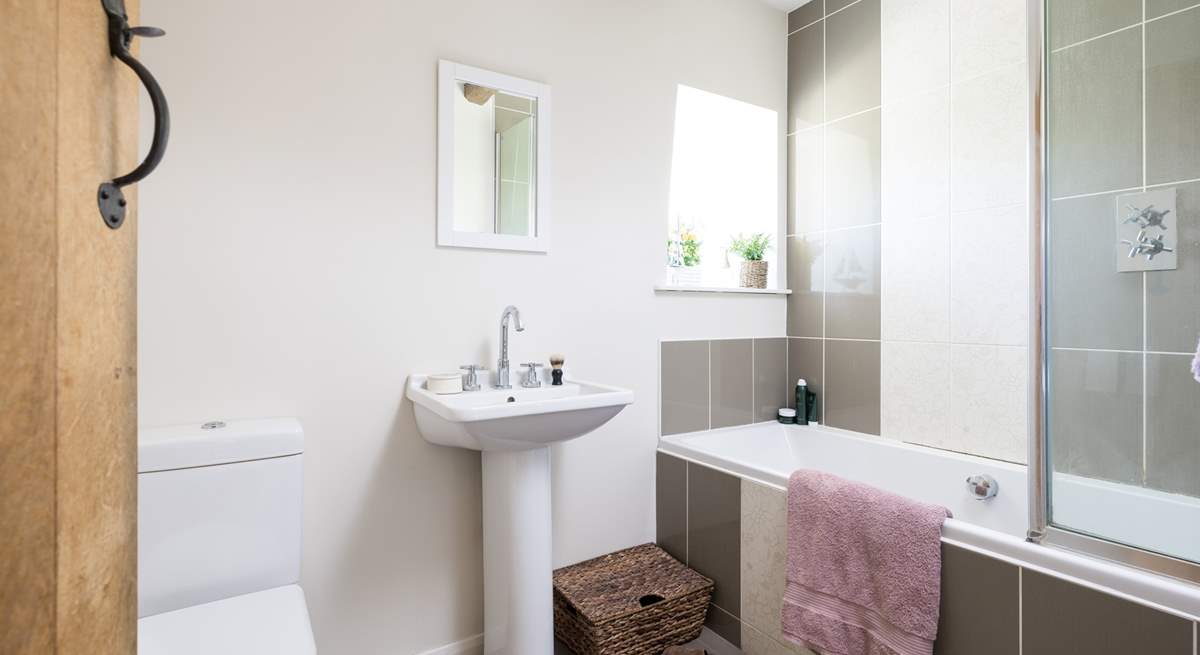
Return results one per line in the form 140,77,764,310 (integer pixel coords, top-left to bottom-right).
136,1,785,652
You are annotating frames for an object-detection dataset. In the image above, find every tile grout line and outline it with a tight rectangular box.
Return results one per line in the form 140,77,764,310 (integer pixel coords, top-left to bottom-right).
821,0,829,433
750,339,756,422
1049,1,1200,53
1050,175,1200,203
947,0,956,439
1051,346,1195,357
1018,567,1024,655
707,341,713,431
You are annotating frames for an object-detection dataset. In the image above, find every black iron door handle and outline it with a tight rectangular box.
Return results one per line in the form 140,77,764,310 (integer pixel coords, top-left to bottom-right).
98,0,169,229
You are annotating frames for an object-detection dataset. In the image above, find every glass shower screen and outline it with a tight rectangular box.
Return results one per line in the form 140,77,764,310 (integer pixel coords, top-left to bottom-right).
1043,0,1200,569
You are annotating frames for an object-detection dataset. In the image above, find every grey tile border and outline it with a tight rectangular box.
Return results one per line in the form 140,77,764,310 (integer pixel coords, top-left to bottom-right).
661,340,710,436
704,604,742,649
823,339,881,435
1145,353,1200,497
824,0,881,121
688,462,742,618
1048,26,1143,199
1048,348,1143,485
711,339,754,429
824,224,881,340
934,544,1019,655
1048,191,1143,351
1146,7,1200,186
1048,0,1141,51
1022,569,1194,654
788,23,825,134
787,338,824,415
787,234,825,338
656,452,688,564
824,110,882,230
753,338,789,422
788,0,823,32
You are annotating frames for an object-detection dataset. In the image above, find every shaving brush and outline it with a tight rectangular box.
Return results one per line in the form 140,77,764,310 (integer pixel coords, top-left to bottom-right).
549,354,565,386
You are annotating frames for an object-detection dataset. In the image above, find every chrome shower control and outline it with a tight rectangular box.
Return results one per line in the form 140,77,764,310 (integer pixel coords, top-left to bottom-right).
966,474,999,501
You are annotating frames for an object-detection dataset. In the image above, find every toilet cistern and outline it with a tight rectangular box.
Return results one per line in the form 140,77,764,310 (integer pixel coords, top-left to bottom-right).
496,305,524,389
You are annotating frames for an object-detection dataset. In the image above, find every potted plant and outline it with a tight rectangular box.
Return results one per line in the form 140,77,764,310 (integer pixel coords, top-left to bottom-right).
729,233,772,289
667,224,703,285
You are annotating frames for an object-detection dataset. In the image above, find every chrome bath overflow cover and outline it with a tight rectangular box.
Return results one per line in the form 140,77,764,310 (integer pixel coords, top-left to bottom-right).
201,420,227,430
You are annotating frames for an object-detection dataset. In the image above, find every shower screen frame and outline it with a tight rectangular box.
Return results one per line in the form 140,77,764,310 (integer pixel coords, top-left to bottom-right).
1026,0,1200,586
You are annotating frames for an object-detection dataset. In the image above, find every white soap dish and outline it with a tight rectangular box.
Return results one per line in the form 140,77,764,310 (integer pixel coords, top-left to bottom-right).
426,373,463,395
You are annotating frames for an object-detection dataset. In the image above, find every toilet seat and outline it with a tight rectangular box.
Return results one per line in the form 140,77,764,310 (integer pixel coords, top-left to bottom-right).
138,584,316,654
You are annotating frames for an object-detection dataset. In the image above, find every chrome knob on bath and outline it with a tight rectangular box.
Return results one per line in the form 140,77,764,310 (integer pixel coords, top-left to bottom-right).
460,365,483,392
520,362,543,388
966,474,999,501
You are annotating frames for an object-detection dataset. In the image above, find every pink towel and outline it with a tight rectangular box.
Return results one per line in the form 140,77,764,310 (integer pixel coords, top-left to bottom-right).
781,470,951,655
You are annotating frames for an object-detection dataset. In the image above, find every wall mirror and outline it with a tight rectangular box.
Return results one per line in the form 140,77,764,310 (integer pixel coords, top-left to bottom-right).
437,60,551,252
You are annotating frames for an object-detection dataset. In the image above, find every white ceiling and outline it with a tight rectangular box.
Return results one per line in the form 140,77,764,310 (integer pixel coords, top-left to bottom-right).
757,0,813,12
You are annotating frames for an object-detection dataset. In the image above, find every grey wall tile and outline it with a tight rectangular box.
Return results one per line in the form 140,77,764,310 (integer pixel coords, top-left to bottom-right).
712,339,753,429
825,0,881,121
824,109,881,229
1146,354,1200,497
787,338,824,414
1049,192,1143,351
789,0,822,31
1049,28,1142,198
754,338,789,422
787,235,825,337
688,463,741,617
705,604,742,648
1023,570,1194,655
1048,349,1142,484
1149,0,1195,18
1048,0,1141,50
824,339,881,435
1148,182,1200,352
826,0,856,14
662,340,710,435
825,225,881,340
656,453,688,563
1147,7,1200,185
935,545,1019,655
789,23,825,133
789,129,824,235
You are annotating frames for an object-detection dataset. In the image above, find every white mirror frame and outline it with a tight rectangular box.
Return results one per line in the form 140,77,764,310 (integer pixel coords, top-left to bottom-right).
437,60,552,253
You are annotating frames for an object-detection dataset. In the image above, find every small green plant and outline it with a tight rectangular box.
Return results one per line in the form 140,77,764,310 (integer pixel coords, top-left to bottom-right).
729,233,772,261
668,225,702,267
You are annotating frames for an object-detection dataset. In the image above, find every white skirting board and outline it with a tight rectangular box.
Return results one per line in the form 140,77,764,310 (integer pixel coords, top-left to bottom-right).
415,634,483,655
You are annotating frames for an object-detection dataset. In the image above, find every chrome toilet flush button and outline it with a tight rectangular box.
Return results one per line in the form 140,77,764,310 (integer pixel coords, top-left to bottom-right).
200,421,226,430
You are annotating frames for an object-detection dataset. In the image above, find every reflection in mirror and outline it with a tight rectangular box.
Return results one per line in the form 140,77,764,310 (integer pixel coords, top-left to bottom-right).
452,84,537,237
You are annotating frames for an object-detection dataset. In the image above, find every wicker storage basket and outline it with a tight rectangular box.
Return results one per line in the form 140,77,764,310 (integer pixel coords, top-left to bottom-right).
553,543,713,655
740,260,768,288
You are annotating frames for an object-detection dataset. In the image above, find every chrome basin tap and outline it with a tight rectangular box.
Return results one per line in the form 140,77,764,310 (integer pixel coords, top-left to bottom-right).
496,305,525,389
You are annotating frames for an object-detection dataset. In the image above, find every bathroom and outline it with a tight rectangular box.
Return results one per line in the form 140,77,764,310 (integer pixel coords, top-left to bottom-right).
2,0,1199,654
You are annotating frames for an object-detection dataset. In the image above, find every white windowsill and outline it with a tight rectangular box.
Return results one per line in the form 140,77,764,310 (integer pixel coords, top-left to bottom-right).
654,285,792,295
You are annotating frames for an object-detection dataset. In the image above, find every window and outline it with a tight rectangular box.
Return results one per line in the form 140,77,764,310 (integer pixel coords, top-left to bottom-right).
665,85,780,289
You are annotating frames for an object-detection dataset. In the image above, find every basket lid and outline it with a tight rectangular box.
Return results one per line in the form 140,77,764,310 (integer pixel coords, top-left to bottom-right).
552,543,713,625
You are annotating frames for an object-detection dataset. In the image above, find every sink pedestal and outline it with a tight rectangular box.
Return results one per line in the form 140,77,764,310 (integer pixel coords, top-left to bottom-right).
482,447,553,654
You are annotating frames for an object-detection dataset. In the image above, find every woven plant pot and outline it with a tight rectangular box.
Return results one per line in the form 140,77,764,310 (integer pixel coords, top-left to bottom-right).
739,259,768,289
553,543,713,655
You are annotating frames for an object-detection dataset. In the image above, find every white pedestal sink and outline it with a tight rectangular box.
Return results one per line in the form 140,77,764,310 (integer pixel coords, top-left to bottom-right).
407,376,633,655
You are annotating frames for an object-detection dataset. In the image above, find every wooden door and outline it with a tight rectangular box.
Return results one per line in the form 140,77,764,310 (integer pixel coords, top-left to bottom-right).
1,0,140,652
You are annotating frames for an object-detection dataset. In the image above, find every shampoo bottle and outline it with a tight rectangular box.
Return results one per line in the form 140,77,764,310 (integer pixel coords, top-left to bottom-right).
794,378,809,425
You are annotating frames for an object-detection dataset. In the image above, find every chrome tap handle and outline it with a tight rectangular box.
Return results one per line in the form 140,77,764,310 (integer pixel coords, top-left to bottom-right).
459,365,483,392
520,363,543,388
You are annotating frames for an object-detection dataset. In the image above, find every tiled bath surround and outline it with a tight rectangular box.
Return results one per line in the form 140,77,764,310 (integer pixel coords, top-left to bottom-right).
785,0,1031,462
1047,2,1200,497
656,452,1200,655
661,338,791,435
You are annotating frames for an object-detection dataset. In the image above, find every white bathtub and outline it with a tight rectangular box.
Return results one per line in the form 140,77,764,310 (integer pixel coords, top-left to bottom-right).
658,421,1200,622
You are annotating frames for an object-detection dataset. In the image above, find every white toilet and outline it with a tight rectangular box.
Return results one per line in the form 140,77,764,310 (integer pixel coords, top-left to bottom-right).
136,417,317,654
